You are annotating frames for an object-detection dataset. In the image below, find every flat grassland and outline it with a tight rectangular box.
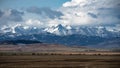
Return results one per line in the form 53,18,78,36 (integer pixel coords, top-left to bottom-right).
0,54,120,68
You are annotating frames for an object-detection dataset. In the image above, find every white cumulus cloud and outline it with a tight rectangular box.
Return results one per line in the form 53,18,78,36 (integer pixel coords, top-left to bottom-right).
25,19,44,27
59,0,120,26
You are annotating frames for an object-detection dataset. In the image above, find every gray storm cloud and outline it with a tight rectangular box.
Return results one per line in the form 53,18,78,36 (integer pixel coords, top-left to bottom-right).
26,7,63,19
0,9,24,26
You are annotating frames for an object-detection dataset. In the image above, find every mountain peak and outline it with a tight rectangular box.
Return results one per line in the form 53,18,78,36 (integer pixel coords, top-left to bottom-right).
57,24,63,27
56,24,65,30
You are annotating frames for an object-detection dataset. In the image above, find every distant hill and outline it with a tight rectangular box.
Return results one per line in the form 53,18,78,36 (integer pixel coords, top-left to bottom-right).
0,43,111,53
88,38,120,49
0,40,42,45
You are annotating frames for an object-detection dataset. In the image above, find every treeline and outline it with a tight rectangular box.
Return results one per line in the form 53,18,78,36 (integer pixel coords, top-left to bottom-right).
0,52,120,56
0,52,65,56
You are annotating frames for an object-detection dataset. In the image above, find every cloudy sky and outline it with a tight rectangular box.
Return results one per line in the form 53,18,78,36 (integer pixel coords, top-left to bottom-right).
0,0,120,27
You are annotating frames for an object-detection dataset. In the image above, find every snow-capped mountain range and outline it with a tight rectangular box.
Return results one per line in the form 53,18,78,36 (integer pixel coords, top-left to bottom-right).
0,24,120,47
0,24,120,37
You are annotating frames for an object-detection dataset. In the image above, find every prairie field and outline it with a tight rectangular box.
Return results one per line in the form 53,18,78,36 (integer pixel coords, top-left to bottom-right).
0,44,120,68
0,54,120,68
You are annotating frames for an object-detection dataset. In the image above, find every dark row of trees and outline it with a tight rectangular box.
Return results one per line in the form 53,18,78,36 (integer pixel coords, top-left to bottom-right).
0,52,120,56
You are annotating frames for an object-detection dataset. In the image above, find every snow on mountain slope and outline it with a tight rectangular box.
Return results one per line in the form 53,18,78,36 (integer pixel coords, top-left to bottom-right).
0,24,120,37
44,24,120,37
44,24,69,35
0,24,120,46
